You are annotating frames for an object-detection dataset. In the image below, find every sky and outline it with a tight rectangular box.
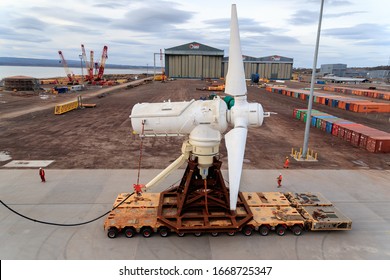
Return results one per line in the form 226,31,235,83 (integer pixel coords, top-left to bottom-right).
0,0,389,68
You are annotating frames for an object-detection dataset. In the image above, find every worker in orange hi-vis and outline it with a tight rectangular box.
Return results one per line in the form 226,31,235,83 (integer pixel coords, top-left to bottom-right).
283,156,289,168
276,173,282,188
133,184,145,196
39,167,46,182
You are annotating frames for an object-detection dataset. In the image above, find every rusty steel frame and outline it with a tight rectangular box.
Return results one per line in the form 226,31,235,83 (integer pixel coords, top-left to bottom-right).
157,158,253,233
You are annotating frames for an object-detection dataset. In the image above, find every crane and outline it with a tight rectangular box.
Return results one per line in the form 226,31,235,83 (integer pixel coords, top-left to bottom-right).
81,44,92,82
89,50,94,81
58,51,76,84
96,46,108,81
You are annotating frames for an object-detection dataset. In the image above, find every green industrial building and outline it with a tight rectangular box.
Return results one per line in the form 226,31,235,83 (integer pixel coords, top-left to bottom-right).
164,42,293,80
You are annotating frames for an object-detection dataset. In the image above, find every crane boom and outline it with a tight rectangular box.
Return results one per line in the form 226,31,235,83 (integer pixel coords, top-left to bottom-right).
96,46,108,81
58,51,74,83
89,51,94,80
81,44,91,81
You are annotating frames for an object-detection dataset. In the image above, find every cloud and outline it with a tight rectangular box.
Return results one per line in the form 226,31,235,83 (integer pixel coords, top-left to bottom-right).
323,23,390,43
12,17,47,31
205,17,274,34
0,26,51,43
290,10,319,25
111,6,194,32
306,0,353,5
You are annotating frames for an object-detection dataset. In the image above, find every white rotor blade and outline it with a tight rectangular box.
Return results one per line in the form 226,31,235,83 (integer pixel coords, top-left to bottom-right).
224,4,247,97
225,127,247,210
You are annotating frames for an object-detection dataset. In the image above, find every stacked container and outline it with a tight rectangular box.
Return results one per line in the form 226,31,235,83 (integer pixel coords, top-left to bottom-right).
293,109,390,153
267,86,390,113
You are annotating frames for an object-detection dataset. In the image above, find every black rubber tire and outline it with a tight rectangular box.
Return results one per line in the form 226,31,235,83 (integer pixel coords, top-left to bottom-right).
227,231,235,236
259,225,270,236
177,232,185,237
276,225,286,236
242,226,253,236
193,232,202,237
142,227,153,238
211,232,219,237
291,225,303,236
107,228,118,239
159,227,169,237
124,227,135,238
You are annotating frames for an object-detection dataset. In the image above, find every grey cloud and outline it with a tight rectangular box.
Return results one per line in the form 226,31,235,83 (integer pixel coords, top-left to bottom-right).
204,18,274,34
12,17,47,31
111,6,194,32
0,25,50,43
290,9,366,25
306,0,352,5
59,25,104,35
325,11,367,19
323,23,390,42
290,10,319,25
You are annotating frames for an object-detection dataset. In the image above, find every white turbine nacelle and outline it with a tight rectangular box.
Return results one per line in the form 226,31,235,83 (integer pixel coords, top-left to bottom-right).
130,97,228,136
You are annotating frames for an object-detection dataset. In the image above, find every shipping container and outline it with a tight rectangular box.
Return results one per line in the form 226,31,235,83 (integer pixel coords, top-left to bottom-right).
366,136,390,153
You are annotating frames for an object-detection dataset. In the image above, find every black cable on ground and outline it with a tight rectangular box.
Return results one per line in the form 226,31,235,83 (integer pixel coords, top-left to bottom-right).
0,192,135,227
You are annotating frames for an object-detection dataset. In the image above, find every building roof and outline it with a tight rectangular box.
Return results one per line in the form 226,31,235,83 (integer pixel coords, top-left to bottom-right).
165,42,224,56
4,75,37,80
223,54,293,63
322,76,369,83
257,55,293,62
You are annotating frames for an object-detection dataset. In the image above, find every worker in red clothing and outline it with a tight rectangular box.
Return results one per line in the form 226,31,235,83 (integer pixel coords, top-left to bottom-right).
39,167,46,182
277,173,282,188
283,156,289,168
133,184,145,196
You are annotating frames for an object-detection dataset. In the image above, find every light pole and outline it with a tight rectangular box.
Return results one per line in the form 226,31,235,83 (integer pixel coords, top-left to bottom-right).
146,63,149,77
302,0,325,158
79,54,84,83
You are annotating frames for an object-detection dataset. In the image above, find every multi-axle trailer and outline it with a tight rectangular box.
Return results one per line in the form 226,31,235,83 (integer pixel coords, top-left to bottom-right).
104,188,352,239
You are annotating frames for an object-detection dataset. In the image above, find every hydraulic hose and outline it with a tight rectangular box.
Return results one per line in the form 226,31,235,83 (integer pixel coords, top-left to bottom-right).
0,192,134,227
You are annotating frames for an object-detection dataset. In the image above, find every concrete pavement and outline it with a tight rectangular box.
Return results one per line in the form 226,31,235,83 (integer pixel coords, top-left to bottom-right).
0,169,389,260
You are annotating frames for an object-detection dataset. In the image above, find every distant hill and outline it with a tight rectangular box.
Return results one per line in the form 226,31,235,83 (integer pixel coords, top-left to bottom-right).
0,57,145,69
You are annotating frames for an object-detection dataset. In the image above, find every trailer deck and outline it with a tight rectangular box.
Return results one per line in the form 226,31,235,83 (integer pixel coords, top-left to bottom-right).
104,191,352,238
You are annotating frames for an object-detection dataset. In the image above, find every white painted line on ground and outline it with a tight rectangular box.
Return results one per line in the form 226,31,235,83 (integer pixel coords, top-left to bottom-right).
2,160,55,168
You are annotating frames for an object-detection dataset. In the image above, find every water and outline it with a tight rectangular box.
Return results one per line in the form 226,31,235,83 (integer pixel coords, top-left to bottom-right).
0,66,151,80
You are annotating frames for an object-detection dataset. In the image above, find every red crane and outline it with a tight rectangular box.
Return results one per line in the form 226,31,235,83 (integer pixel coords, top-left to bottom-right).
96,46,108,81
58,51,75,83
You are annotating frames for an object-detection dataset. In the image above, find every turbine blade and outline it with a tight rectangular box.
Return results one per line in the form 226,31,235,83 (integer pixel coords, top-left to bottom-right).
225,4,247,97
225,127,247,210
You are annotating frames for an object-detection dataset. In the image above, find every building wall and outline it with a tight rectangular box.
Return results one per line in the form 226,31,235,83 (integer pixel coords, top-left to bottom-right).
166,55,222,78
321,64,347,77
223,62,292,80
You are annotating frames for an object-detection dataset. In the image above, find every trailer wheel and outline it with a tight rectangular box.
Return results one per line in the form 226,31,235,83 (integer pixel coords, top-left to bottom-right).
107,227,118,239
142,227,153,238
227,231,235,236
193,232,202,237
210,232,219,237
259,225,270,236
242,226,253,236
159,227,169,237
124,227,135,238
291,225,303,236
177,232,185,237
276,225,286,236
